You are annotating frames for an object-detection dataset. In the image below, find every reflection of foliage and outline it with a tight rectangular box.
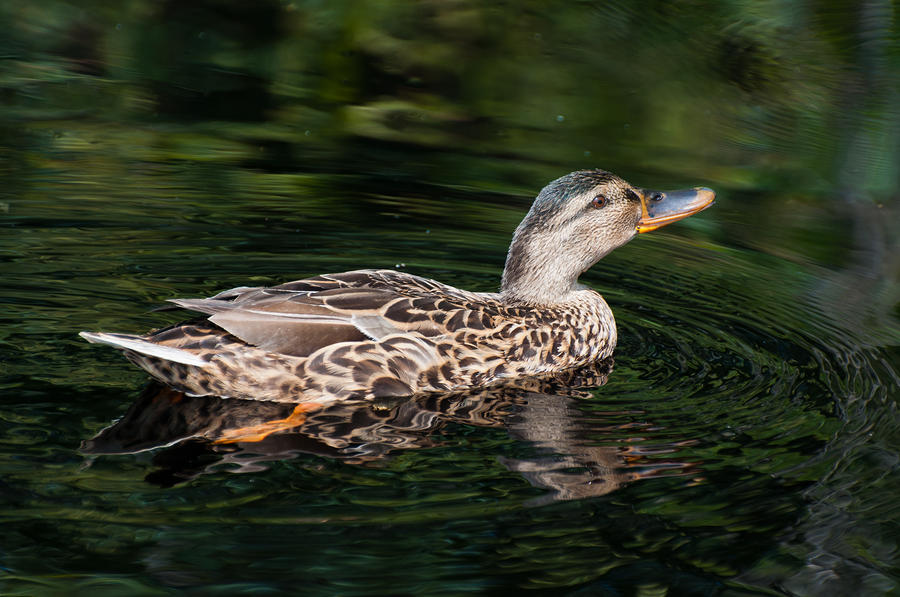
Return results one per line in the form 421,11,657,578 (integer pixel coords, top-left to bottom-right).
2,1,897,189
1,5,898,594
1,0,897,353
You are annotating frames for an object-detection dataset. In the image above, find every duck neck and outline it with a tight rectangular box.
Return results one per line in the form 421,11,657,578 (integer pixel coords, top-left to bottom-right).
500,230,587,305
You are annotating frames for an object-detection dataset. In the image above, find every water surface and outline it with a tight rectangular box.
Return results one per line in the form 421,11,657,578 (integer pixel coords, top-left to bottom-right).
2,2,899,595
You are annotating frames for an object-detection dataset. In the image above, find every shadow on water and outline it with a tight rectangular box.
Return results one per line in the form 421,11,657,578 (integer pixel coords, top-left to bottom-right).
81,359,697,504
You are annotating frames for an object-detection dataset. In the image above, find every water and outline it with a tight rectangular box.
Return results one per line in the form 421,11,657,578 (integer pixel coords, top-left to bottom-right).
2,2,899,595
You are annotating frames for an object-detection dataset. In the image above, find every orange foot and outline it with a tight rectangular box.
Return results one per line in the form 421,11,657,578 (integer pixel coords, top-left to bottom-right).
213,403,323,444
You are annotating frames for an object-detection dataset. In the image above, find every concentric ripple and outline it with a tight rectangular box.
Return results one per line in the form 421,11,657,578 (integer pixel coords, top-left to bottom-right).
573,235,899,593
3,206,898,594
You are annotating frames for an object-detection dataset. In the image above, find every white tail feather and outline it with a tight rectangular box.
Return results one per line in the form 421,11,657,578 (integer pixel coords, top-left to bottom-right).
79,332,209,367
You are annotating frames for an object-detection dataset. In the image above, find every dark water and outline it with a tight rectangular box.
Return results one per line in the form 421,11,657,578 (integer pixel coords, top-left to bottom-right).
2,2,899,595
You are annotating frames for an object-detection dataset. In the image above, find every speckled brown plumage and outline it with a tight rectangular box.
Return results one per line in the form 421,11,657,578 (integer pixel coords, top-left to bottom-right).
81,170,714,403
99,269,615,402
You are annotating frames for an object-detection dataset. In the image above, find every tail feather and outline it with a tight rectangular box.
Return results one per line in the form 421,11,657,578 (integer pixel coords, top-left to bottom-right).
79,331,209,367
166,298,236,315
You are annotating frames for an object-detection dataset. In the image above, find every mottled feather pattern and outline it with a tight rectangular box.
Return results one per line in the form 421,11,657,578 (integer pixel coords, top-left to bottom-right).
117,269,615,402
83,359,614,462
81,170,709,402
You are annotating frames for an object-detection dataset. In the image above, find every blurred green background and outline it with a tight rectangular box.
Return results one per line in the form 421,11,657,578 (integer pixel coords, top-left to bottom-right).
2,0,897,325
1,1,899,595
3,0,898,188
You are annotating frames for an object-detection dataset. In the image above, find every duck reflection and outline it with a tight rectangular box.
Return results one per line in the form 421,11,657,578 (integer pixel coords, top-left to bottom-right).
83,359,697,500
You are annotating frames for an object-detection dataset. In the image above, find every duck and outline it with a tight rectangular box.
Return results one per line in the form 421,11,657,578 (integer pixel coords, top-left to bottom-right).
80,169,714,403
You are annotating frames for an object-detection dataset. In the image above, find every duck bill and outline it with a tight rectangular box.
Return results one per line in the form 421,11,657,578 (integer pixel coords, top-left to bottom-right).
636,187,716,233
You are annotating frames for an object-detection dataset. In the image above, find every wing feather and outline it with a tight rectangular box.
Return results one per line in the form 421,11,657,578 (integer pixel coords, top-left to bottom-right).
163,269,499,358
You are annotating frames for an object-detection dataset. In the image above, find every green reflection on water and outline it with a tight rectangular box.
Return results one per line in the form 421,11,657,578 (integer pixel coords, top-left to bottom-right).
1,0,899,595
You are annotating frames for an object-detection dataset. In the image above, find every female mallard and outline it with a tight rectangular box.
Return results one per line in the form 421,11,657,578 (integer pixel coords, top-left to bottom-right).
81,169,714,403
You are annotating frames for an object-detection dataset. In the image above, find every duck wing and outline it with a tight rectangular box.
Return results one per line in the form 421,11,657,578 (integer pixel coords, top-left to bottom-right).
167,269,496,358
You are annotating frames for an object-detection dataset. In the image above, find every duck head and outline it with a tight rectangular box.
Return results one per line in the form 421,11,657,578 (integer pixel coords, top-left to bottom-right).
501,169,714,304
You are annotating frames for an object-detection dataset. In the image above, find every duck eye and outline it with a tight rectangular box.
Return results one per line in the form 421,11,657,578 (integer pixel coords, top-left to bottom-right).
591,194,608,209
